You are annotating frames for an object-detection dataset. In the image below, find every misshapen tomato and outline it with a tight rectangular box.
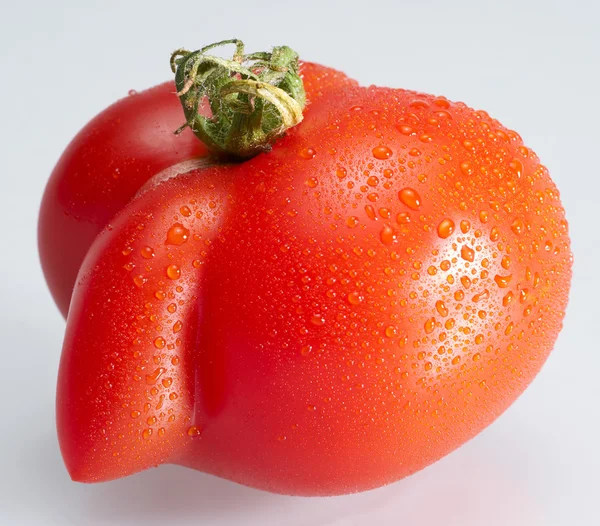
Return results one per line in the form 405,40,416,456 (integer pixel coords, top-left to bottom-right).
47,45,572,496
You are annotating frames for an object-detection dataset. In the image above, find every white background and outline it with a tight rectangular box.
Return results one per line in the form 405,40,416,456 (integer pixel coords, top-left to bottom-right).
1,1,598,524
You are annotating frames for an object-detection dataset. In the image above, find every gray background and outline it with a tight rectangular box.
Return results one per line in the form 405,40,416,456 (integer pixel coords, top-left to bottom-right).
1,1,598,524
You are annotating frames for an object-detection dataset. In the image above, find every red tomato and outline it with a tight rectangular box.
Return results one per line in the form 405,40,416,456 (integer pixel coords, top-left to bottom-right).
39,62,355,317
52,81,572,495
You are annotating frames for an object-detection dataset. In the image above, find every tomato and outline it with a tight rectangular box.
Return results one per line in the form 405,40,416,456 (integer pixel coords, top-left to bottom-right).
39,61,355,317
46,44,572,496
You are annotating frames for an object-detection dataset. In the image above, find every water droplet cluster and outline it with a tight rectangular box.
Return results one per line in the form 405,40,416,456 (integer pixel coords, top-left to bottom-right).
190,87,571,474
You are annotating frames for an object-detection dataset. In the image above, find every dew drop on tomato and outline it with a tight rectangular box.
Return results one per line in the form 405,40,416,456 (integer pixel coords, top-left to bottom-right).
511,219,524,235
299,147,316,159
166,223,190,245
372,146,392,160
437,218,455,239
166,264,181,280
461,245,475,262
398,188,421,210
187,426,202,437
140,246,155,259
494,274,512,288
380,224,397,245
347,292,364,305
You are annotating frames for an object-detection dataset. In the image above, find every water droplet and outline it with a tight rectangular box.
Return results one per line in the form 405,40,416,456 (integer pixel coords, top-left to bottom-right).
460,220,471,234
398,188,421,210
347,292,364,305
173,320,183,333
378,208,391,219
396,212,411,224
299,147,316,159
140,246,155,259
133,275,147,288
397,124,414,135
130,410,141,418
154,337,166,349
166,264,181,280
364,205,377,220
367,175,379,187
437,219,455,239
187,425,202,437
166,223,190,245
451,356,461,366
336,167,347,179
142,428,152,440
494,274,512,288
460,162,474,175
385,326,397,338
310,314,325,326
461,245,475,262
372,146,393,160
424,317,436,334
409,100,429,109
509,159,523,177
346,216,359,228
380,224,397,245
511,219,524,235
180,205,192,217
128,89,138,96
435,109,452,120
305,177,319,188
435,300,449,317
490,226,500,242
301,345,312,356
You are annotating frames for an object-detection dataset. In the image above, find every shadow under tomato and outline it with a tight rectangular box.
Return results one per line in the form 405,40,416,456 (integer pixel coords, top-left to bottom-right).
20,411,550,526
22,430,271,524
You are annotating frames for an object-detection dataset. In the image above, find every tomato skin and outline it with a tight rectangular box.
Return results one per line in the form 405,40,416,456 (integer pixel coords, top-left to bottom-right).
38,82,207,317
39,63,355,318
57,167,235,481
54,77,571,494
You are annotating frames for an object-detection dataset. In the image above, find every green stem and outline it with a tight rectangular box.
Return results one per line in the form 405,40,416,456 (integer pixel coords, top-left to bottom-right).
171,40,306,159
